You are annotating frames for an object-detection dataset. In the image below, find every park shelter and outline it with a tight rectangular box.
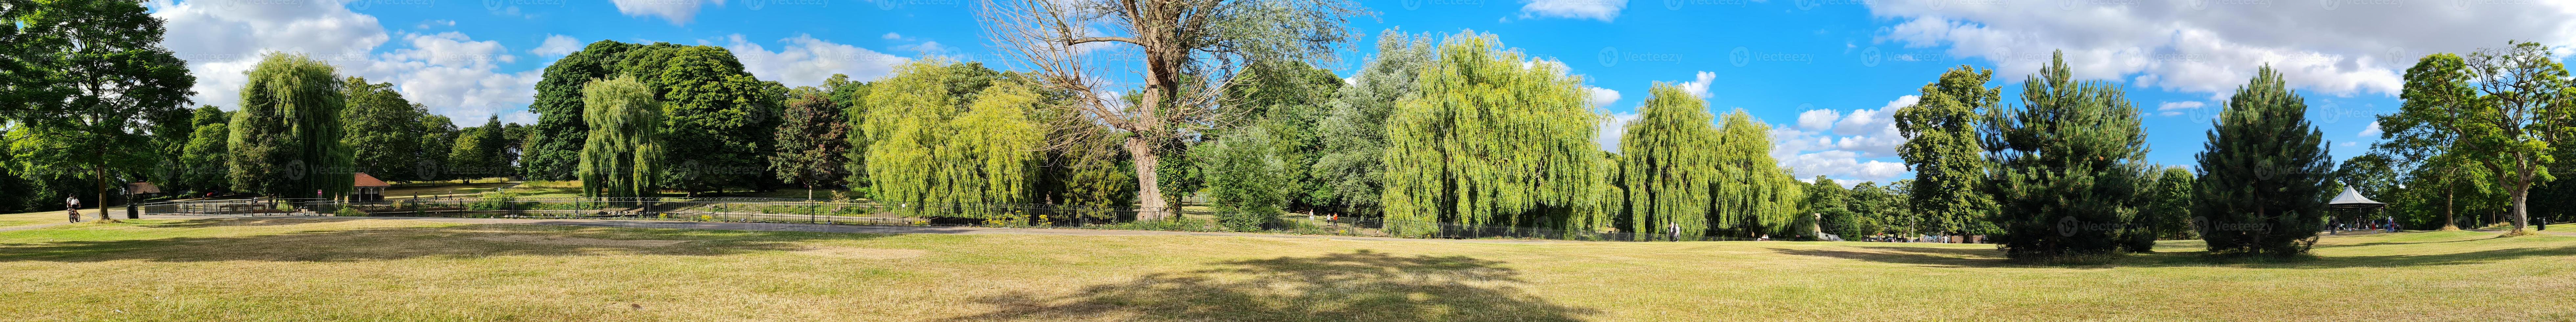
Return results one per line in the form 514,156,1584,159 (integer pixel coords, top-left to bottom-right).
2327,186,2388,232
352,173,391,200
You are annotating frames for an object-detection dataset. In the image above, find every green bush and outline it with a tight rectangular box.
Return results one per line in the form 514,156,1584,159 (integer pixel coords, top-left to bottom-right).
332,207,367,217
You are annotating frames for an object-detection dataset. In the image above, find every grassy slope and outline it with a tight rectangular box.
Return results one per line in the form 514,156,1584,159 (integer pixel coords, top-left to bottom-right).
0,218,2570,321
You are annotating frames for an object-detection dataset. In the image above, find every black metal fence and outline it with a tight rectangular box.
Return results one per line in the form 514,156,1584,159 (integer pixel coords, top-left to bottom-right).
138,196,1660,241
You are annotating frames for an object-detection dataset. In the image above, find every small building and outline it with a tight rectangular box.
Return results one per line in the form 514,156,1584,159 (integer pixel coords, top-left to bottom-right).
352,173,392,200
124,181,162,200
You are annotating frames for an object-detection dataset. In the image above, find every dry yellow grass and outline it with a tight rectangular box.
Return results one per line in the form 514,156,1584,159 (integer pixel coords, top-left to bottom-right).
1,217,2571,321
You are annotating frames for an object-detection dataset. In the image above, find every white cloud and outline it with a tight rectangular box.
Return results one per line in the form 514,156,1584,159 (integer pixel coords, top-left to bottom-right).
1585,86,1621,108
1597,111,1640,153
2157,101,2205,111
2359,121,2382,138
1772,96,1920,184
1676,71,1715,98
1866,0,2576,98
612,0,724,25
895,41,949,55
881,32,903,40
153,0,539,126
1519,0,1626,22
533,34,582,57
2156,101,2206,117
721,34,911,87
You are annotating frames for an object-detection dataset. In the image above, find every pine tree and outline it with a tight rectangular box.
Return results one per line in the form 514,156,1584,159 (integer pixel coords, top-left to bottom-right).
2193,66,2333,257
1981,51,2150,260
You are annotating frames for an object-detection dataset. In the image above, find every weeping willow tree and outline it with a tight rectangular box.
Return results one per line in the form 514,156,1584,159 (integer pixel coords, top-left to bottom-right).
577,76,663,199
1382,31,1609,237
1620,84,1720,241
227,53,353,200
865,60,1045,218
1711,110,1804,238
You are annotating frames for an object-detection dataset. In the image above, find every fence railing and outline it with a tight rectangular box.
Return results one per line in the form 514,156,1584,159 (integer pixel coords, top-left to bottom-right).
138,197,1664,241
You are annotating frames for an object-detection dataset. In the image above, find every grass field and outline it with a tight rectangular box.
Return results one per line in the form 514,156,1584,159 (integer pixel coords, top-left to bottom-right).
1,216,2571,321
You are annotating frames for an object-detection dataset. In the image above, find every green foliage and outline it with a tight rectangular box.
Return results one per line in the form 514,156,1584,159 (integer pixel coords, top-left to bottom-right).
178,106,231,194
1212,61,1341,213
1312,29,1434,216
772,91,852,189
1710,111,1803,238
446,116,508,179
2129,167,2196,250
1981,51,2150,260
863,60,1043,218
414,114,460,181
846,61,1002,196
2456,41,2572,233
4,0,196,208
1619,84,1721,241
577,75,663,198
1381,31,1609,237
339,77,427,181
2368,53,2495,230
652,46,783,192
525,40,641,181
2194,66,2334,257
1205,126,1293,232
228,53,354,200
1895,65,1996,235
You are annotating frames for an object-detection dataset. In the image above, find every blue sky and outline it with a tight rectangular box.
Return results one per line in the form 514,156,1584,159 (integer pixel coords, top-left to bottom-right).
149,0,2576,185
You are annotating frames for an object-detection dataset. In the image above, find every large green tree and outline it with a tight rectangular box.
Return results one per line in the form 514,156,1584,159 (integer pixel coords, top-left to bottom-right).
1619,84,1721,241
577,76,662,199
863,60,1045,218
1895,65,1996,235
1981,51,2151,260
227,53,352,200
2371,53,2490,230
339,77,426,181
447,116,507,181
1381,32,1610,237
1311,29,1433,216
2193,66,2333,257
525,40,641,181
177,105,229,194
983,0,1364,219
5,0,195,216
652,46,782,193
2459,41,2572,234
1711,110,1803,238
772,90,853,196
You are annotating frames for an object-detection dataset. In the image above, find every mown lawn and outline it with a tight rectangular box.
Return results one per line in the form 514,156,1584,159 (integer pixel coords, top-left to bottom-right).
0,217,2570,321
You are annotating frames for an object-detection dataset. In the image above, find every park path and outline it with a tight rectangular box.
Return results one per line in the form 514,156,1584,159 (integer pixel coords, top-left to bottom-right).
123,215,1577,244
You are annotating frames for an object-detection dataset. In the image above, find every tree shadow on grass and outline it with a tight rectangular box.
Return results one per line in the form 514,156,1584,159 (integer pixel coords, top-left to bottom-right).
944,249,1598,322
1777,235,2576,269
1773,247,2009,268
0,219,888,263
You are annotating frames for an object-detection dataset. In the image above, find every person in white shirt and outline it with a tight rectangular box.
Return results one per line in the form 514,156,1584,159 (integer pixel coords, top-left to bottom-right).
65,196,82,223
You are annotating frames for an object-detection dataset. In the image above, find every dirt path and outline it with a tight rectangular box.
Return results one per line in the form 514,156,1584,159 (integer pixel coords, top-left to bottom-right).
124,215,1583,244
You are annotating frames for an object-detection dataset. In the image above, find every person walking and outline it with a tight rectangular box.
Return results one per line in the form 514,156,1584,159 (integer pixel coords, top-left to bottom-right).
65,195,82,223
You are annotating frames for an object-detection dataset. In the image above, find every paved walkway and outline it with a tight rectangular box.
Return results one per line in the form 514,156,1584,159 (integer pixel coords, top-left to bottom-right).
113,215,1581,244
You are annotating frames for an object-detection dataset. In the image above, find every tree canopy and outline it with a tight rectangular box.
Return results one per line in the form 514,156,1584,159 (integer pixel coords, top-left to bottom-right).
1381,31,1610,237
2194,66,2333,257
227,53,352,200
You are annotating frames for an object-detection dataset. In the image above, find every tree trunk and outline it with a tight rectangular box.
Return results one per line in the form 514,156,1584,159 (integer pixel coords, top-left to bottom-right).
2443,183,2458,230
2512,168,2533,234
1128,137,1169,220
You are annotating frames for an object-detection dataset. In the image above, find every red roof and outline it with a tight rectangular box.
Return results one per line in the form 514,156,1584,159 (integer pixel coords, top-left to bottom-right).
353,173,392,188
